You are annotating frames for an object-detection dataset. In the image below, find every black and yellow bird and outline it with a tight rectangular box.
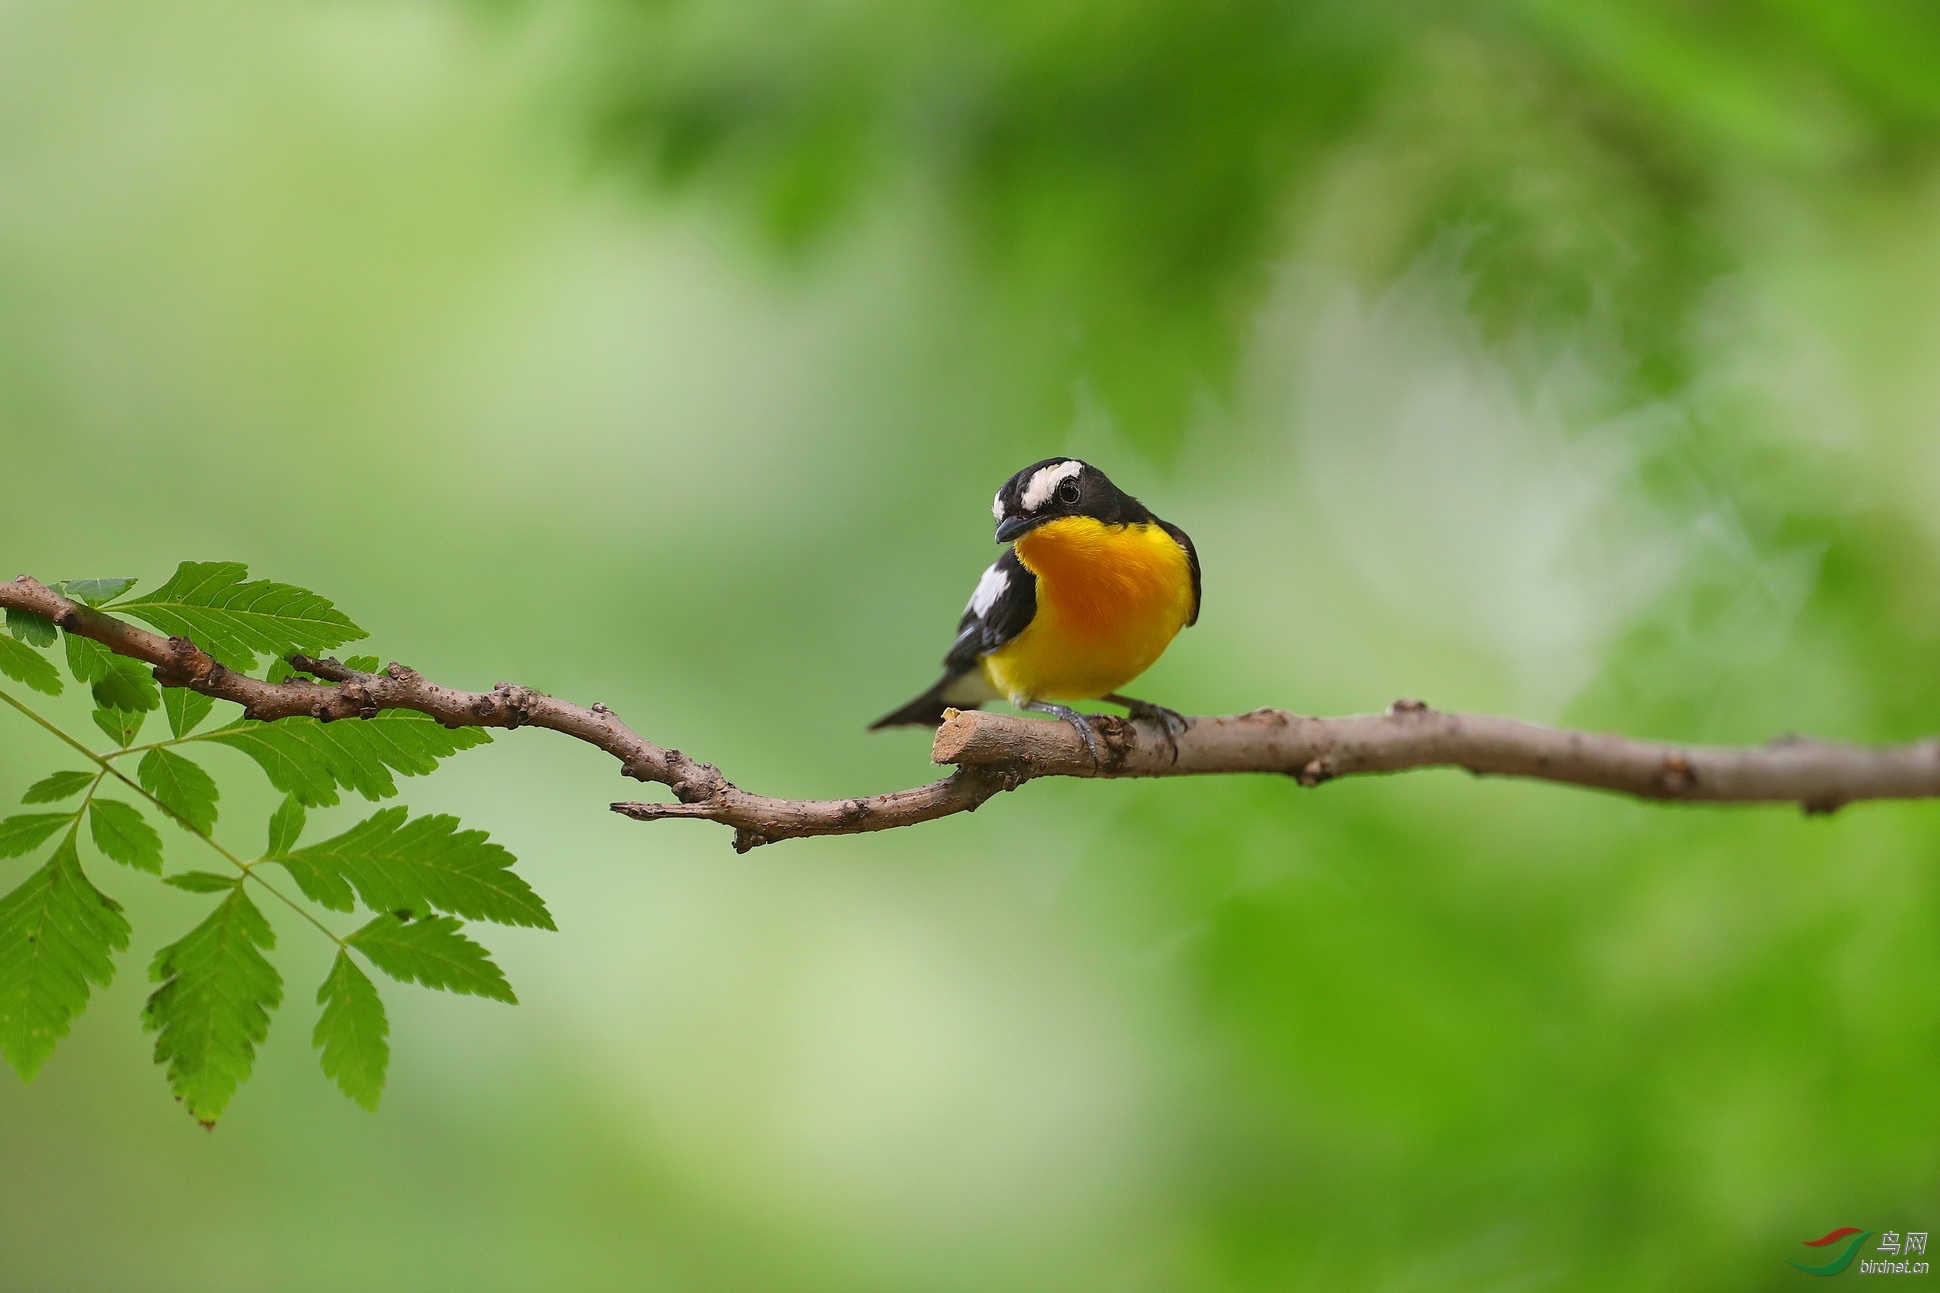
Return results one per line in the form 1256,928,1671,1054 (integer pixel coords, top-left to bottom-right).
871,458,1200,759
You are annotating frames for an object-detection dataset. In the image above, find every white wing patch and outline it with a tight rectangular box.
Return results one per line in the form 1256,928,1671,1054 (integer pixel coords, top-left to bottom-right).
967,562,1009,616
1020,459,1081,512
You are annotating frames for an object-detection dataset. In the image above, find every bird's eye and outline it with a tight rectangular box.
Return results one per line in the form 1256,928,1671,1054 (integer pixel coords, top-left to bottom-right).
1056,478,1081,505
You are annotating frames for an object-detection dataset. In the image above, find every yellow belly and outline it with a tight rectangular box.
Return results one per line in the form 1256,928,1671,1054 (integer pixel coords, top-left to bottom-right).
981,517,1194,702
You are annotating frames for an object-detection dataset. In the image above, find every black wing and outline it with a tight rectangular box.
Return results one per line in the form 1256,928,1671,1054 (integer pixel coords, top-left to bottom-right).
869,549,1038,729
1156,519,1202,626
943,547,1037,674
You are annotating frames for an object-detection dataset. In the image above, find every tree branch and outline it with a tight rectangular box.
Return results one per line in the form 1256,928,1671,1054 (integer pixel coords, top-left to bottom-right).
7,575,1936,854
930,704,1940,813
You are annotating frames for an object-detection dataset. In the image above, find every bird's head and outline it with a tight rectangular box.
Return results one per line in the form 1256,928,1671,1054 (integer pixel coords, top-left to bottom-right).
991,458,1150,542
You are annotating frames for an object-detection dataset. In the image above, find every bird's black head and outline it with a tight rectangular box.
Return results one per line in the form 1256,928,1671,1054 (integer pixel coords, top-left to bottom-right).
991,458,1152,542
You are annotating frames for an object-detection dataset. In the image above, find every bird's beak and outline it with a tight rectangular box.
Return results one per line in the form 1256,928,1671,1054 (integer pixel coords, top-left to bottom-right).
994,515,1034,543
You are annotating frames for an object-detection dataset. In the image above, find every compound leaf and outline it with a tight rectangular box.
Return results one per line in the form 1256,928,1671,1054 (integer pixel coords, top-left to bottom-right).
5,607,57,648
92,707,145,748
0,835,130,1079
273,808,551,930
138,747,219,835
114,562,365,673
88,800,163,873
341,656,382,673
271,842,352,911
59,578,137,606
202,712,491,808
265,796,306,857
348,914,514,1003
143,888,283,1124
163,688,215,740
314,952,388,1111
63,635,157,713
266,796,305,857
0,814,74,859
22,772,95,805
163,871,240,893
0,634,61,696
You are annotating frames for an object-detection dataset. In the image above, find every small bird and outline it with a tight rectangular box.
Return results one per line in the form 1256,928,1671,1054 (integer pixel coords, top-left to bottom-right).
871,458,1200,760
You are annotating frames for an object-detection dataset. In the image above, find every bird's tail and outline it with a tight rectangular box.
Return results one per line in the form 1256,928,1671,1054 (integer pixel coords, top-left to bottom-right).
869,678,980,730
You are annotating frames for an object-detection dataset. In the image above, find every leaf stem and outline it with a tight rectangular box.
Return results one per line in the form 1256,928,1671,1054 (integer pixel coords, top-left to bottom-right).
77,766,109,815
106,735,197,759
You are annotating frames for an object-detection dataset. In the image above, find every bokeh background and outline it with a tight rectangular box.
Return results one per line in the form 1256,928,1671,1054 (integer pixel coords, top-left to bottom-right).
4,0,1940,1287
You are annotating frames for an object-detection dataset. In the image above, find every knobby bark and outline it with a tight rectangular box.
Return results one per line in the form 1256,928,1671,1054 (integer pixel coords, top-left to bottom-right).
7,575,1935,852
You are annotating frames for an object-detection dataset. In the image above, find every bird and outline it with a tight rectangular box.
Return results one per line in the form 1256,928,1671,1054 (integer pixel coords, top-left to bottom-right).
870,457,1200,761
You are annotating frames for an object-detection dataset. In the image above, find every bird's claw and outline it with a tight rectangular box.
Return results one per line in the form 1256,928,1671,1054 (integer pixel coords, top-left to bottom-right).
1105,694,1187,763
1022,700,1105,767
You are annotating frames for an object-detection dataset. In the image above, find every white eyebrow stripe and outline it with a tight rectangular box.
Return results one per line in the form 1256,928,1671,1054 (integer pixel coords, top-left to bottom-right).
992,491,1006,520
967,562,1008,617
1020,460,1081,512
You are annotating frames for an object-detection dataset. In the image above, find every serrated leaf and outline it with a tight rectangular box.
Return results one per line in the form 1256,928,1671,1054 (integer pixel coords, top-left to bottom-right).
201,712,491,808
341,656,382,672
266,796,305,857
0,634,62,696
314,952,388,1111
137,747,219,835
348,914,515,1003
22,772,95,805
0,814,74,859
88,800,163,873
273,808,551,930
163,871,240,893
114,562,365,673
0,835,130,1079
60,578,137,606
91,707,145,747
5,607,57,648
143,888,282,1124
63,635,157,712
163,688,215,740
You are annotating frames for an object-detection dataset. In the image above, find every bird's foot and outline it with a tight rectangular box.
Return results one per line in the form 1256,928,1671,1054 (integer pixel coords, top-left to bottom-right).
1103,693,1187,763
1020,699,1104,767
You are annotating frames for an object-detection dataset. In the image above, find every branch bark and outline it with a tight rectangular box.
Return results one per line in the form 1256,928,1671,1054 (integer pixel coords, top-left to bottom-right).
7,575,1936,853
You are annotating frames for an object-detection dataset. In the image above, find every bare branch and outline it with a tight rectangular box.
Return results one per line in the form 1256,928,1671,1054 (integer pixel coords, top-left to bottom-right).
8,574,1937,854
932,704,1940,813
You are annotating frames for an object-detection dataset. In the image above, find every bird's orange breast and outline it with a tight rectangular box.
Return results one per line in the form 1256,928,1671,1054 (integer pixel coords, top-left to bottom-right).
981,517,1194,702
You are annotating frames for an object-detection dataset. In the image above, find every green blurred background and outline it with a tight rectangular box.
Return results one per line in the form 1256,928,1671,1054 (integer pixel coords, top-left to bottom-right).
4,0,1940,1287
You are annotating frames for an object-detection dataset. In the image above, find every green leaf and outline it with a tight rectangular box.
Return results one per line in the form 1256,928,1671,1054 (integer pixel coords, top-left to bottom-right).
88,800,163,873
5,607,57,648
63,635,158,712
273,807,552,930
341,656,382,673
137,747,219,835
114,562,366,673
92,707,145,748
0,835,130,1079
0,634,62,696
163,871,240,893
143,889,283,1124
314,951,388,1111
22,772,95,805
0,814,74,859
348,914,515,1003
163,688,215,740
202,712,491,808
266,796,305,857
59,578,137,607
